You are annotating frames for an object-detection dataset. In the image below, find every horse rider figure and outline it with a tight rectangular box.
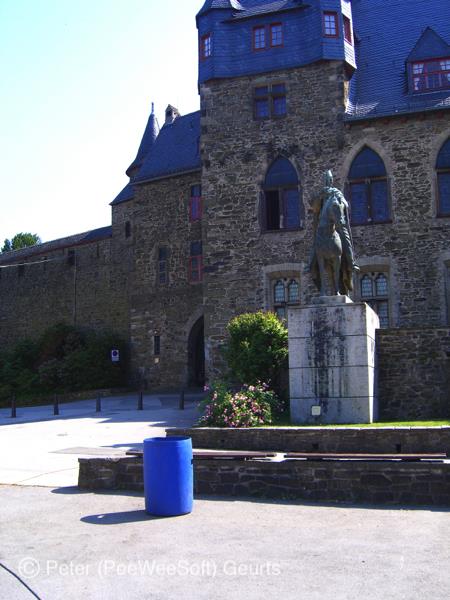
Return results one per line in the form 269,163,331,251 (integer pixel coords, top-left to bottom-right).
307,170,359,295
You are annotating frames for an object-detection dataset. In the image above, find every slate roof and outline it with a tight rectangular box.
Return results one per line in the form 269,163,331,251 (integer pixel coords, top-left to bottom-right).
230,0,308,20
126,104,160,177
110,103,161,206
347,1,450,120
197,0,244,18
111,183,135,206
133,111,201,185
0,226,112,265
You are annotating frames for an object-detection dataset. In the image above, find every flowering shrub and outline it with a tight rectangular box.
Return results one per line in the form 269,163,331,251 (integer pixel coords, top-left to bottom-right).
198,381,282,428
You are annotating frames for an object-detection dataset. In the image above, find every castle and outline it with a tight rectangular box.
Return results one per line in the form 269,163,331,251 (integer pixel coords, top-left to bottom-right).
1,0,449,418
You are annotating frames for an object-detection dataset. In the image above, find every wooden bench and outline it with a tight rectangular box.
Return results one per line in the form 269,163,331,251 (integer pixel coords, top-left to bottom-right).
125,449,446,462
193,450,277,460
125,449,276,460
284,452,447,462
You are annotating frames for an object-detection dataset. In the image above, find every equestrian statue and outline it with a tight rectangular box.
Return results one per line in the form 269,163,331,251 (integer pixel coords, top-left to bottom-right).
307,170,359,296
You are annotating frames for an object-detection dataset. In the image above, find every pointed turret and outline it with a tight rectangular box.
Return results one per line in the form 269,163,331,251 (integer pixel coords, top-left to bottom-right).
111,102,160,205
126,102,160,178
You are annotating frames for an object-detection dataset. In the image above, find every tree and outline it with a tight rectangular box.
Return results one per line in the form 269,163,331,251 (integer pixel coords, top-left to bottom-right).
1,232,41,253
1,239,11,252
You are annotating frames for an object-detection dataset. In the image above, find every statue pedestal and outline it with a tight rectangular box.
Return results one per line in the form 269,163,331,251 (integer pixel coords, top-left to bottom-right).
288,296,379,424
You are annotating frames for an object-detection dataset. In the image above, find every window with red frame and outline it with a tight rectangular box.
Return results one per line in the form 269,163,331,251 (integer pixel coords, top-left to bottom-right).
189,185,202,221
253,26,266,50
252,23,283,51
200,34,212,60
189,241,203,283
323,12,338,37
343,15,352,44
412,58,450,92
270,23,283,47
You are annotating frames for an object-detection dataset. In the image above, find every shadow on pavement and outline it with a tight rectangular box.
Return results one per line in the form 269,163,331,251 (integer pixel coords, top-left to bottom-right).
0,394,203,427
51,487,143,498
104,442,143,451
80,510,185,524
195,494,450,512
51,488,450,513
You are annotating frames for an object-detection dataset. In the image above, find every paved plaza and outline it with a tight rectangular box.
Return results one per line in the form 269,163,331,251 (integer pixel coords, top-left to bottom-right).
0,394,200,487
1,485,449,600
0,395,449,599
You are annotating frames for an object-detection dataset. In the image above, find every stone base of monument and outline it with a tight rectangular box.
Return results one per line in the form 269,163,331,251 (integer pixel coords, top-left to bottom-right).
288,296,379,424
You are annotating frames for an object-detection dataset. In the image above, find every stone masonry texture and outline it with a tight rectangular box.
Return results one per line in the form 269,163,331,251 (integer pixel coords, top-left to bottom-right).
0,56,449,417
167,426,450,456
78,454,450,507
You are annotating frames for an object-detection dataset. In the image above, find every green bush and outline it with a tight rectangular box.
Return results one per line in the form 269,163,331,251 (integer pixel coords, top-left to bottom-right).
224,311,288,385
198,381,282,428
0,324,128,403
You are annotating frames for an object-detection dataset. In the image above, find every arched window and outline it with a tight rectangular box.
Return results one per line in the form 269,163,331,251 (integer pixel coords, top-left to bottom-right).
272,277,300,319
274,280,285,304
348,147,390,225
262,158,304,231
287,279,299,303
359,271,389,328
437,138,450,216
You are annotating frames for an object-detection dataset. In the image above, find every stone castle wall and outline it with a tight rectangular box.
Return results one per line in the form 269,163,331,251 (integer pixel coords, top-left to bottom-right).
377,327,450,420
0,57,449,412
200,60,450,383
200,61,350,378
127,172,204,388
0,235,128,347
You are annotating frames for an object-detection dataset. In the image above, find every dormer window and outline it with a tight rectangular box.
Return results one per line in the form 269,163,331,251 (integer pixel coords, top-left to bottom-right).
200,34,212,60
411,58,450,92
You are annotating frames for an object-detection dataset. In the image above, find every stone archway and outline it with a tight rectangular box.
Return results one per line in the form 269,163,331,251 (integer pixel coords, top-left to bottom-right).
187,316,205,388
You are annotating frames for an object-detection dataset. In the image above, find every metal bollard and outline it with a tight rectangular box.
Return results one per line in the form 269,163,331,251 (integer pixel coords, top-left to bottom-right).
138,390,144,411
53,394,59,416
11,395,17,419
179,388,185,410
96,394,102,412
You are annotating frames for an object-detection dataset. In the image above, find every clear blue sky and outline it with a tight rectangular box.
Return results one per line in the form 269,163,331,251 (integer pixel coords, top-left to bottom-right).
0,0,200,245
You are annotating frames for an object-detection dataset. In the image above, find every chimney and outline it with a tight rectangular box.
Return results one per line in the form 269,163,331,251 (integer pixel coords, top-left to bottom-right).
165,104,180,125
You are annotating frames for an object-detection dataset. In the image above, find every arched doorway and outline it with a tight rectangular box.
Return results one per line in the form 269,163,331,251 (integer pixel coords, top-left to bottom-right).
187,316,205,388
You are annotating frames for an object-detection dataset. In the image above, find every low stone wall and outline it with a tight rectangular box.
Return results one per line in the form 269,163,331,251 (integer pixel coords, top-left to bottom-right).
78,454,450,507
195,459,450,506
78,456,143,491
166,426,450,456
377,328,450,420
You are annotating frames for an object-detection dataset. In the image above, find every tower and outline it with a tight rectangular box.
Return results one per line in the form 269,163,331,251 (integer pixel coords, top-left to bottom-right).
196,0,356,378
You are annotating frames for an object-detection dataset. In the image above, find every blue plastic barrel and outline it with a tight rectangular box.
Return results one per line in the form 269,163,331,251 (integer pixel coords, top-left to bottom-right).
143,436,193,516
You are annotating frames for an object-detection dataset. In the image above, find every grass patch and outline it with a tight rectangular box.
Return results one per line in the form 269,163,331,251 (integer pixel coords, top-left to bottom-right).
266,416,450,428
